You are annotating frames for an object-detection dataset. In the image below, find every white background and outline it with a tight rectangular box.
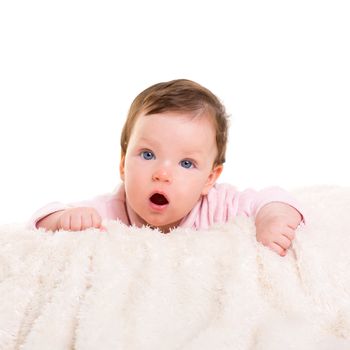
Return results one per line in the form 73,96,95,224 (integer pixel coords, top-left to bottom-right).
1,0,349,224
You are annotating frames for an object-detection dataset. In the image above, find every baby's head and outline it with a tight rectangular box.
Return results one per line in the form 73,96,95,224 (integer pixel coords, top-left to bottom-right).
119,79,230,232
120,79,229,167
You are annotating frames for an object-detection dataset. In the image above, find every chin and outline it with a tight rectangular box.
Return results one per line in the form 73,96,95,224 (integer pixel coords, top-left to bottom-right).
147,218,181,232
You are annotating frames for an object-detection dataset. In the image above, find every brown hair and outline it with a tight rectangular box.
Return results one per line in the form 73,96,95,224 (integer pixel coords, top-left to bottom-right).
120,79,229,166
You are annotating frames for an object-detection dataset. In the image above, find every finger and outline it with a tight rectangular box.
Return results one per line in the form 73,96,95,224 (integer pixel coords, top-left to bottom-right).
70,214,82,231
273,235,292,250
282,227,296,241
280,249,287,257
91,213,102,229
81,213,93,230
58,213,71,231
269,242,287,257
99,225,107,232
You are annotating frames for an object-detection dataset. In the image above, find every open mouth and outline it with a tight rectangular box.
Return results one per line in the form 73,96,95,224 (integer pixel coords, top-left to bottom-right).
150,193,169,206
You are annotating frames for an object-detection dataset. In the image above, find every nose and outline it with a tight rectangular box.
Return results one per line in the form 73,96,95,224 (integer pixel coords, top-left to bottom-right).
152,168,172,183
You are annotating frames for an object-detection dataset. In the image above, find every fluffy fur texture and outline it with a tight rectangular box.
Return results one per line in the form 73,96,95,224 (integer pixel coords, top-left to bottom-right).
1,186,350,349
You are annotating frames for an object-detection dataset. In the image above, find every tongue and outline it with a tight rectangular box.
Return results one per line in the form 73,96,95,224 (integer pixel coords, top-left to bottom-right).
150,193,169,205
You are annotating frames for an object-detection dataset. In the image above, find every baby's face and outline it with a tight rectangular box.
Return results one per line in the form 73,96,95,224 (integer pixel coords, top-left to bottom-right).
120,111,223,232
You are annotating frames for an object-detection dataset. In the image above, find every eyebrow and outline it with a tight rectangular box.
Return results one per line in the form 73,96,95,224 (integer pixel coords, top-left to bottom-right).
138,137,160,147
138,137,205,158
183,150,204,157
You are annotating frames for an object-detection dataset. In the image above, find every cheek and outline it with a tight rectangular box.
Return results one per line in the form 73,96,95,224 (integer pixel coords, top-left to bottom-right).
124,156,147,183
178,174,207,196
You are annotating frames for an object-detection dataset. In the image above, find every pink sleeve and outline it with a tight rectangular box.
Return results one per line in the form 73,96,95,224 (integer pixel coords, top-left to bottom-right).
27,202,72,229
180,183,305,229
234,186,304,219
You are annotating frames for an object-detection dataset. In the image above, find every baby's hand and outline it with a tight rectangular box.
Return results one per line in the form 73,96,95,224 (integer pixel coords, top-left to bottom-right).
37,207,103,232
57,207,103,231
255,202,302,257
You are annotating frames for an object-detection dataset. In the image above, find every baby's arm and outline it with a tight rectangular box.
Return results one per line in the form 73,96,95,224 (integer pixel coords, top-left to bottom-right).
215,184,304,256
29,194,115,232
36,207,102,232
29,188,126,232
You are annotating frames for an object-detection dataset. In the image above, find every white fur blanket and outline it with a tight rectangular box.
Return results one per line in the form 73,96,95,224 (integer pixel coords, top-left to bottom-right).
1,186,350,349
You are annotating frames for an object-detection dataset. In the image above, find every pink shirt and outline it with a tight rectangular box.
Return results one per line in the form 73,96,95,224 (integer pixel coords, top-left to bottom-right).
28,183,303,230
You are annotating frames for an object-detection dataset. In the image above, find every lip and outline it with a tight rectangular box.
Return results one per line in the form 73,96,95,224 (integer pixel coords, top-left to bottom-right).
149,190,170,211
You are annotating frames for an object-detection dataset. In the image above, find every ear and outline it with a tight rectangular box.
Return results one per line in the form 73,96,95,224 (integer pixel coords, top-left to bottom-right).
119,154,126,181
201,164,223,195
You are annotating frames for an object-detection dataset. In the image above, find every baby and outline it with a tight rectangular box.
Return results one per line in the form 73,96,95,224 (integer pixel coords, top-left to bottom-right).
30,79,303,257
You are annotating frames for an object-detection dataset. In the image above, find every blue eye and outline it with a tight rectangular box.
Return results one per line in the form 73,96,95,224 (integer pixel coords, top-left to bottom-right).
141,151,155,160
180,160,194,169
